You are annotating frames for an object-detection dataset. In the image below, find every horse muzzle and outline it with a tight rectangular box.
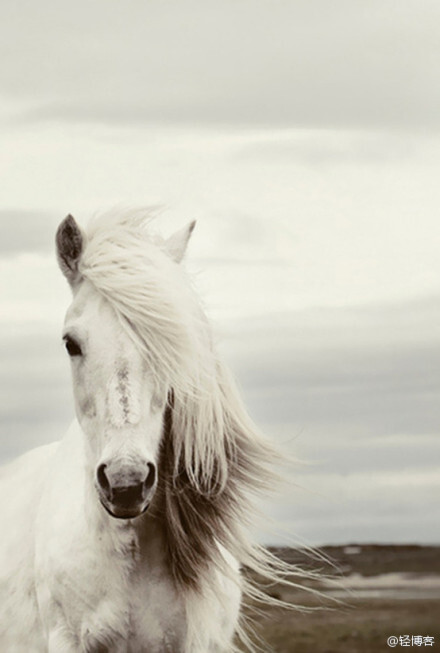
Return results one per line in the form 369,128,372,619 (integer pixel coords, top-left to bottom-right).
95,460,157,519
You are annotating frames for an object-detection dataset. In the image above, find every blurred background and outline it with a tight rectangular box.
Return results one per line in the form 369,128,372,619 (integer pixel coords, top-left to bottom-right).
0,0,439,553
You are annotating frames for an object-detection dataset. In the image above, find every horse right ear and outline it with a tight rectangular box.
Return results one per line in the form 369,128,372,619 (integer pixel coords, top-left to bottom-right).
56,214,84,285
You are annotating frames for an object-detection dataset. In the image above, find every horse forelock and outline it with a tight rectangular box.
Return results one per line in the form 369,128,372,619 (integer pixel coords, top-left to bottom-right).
78,210,210,391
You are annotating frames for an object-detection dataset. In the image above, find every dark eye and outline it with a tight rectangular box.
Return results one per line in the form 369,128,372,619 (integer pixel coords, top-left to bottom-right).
64,335,82,357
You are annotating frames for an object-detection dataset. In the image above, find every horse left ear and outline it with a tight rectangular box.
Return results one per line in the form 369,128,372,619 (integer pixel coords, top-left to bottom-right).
56,214,84,285
164,221,196,263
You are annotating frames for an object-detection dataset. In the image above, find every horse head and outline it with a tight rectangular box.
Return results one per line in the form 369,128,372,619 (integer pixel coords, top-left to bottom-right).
56,214,195,520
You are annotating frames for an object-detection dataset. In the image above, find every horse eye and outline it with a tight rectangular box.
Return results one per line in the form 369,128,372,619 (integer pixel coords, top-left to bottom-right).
64,336,82,357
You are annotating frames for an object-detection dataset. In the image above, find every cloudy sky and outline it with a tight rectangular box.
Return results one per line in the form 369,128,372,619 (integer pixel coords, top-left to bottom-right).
0,0,439,546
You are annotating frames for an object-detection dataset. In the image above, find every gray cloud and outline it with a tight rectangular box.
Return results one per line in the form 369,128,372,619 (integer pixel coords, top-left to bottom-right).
280,492,440,546
1,0,439,129
220,296,440,442
240,345,440,437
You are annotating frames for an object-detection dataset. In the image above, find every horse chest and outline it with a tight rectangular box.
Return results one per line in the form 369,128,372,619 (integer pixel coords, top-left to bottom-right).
81,574,186,653
127,569,186,653
80,556,186,652
38,521,186,652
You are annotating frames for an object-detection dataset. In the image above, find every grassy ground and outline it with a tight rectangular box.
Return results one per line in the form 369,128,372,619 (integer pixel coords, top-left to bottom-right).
236,545,440,652
240,597,440,653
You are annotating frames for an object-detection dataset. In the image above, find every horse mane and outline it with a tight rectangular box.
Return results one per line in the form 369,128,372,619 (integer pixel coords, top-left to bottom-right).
79,210,307,650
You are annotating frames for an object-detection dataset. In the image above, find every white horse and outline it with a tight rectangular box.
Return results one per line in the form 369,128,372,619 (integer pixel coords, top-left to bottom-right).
0,211,287,652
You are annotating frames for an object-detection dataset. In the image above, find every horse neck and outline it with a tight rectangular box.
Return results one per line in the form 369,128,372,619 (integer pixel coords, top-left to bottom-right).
135,513,169,569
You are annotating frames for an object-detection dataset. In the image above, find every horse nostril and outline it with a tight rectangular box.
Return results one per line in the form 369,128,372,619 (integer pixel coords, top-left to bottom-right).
97,464,111,496
144,462,156,492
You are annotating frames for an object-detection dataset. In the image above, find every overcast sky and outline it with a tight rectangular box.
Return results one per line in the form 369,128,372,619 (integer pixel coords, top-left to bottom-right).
0,0,439,546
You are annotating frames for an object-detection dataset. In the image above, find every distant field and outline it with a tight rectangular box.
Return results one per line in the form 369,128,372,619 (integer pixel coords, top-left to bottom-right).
238,545,440,652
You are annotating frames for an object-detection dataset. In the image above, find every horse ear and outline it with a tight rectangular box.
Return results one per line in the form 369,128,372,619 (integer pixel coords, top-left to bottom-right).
56,214,84,285
164,221,196,263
